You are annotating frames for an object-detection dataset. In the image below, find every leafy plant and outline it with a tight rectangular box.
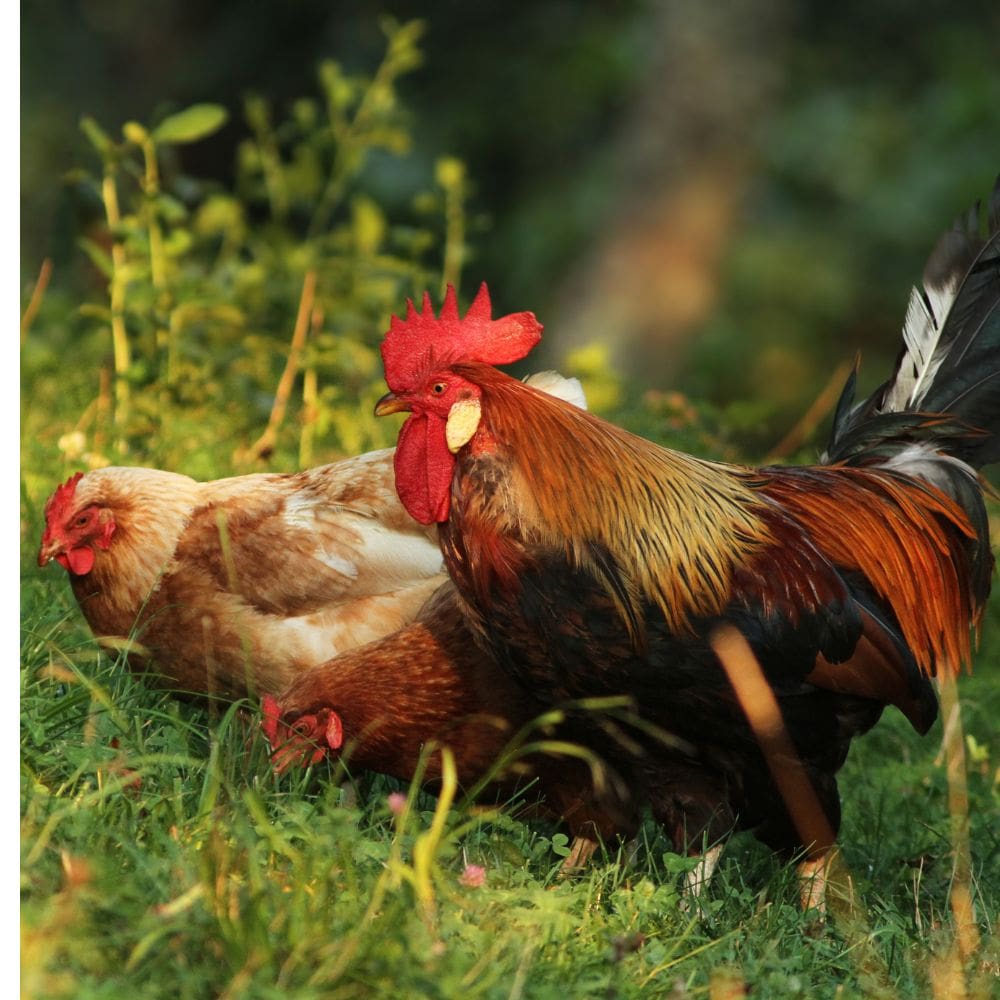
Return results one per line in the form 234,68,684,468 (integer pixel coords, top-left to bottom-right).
23,18,465,479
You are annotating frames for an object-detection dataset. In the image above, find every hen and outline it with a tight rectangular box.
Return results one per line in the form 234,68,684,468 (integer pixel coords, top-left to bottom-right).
262,581,635,867
37,371,587,699
372,185,999,899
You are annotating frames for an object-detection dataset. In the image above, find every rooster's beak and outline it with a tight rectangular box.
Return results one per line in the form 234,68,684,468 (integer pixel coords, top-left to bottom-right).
374,391,409,417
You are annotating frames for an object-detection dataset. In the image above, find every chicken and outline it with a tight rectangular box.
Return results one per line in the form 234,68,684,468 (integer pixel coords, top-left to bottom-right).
37,371,588,700
261,581,636,866
37,451,442,698
371,184,998,898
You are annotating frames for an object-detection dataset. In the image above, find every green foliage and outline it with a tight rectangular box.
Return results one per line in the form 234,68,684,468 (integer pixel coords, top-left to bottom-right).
22,18,461,479
683,24,1000,452
151,104,230,146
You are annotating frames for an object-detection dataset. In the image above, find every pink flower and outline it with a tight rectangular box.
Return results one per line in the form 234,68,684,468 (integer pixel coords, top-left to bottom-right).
459,864,486,888
387,792,407,816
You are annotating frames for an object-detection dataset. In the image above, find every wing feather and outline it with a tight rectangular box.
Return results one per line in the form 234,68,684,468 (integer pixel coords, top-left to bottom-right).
189,449,443,617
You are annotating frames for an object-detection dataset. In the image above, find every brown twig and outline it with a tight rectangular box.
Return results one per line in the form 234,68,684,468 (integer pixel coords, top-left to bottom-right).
241,270,316,464
20,258,53,346
765,359,853,463
710,626,836,855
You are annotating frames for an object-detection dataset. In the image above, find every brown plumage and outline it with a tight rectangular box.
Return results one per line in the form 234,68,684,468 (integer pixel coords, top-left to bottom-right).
38,453,444,698
262,582,636,862
428,368,983,856
37,371,586,701
374,184,998,875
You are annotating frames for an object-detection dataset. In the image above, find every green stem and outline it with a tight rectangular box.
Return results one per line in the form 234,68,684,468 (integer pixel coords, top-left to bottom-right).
439,163,466,295
101,171,131,456
141,138,174,390
309,56,397,238
247,102,288,221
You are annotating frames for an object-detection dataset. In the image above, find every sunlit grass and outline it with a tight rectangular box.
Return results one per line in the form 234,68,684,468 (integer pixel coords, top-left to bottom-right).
20,512,1000,999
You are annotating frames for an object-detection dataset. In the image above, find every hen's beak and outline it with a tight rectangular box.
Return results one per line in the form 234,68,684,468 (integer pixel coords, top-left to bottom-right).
374,391,409,417
37,538,61,567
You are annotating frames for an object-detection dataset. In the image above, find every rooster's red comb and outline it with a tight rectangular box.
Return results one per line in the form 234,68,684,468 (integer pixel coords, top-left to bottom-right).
380,283,542,390
44,472,84,523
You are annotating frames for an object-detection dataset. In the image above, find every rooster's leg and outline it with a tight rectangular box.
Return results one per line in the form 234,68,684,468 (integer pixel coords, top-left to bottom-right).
797,853,829,915
561,835,599,871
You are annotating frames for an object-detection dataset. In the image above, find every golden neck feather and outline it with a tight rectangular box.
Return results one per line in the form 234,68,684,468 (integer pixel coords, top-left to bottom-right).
453,364,772,634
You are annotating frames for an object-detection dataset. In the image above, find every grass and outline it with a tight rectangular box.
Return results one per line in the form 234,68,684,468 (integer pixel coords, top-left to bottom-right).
19,505,1000,998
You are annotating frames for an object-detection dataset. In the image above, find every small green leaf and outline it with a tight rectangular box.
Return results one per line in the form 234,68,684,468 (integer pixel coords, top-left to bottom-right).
80,117,113,158
163,229,194,258
155,193,188,225
243,95,270,133
319,60,354,111
352,195,385,255
550,833,571,858
153,104,228,145
292,98,318,130
194,195,245,237
661,852,699,875
77,237,113,279
78,303,112,321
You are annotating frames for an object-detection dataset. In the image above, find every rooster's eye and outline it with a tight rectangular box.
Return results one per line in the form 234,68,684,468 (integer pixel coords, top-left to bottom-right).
432,382,447,395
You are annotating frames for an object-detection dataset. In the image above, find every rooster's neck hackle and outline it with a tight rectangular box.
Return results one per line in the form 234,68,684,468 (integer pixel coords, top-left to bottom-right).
450,364,773,636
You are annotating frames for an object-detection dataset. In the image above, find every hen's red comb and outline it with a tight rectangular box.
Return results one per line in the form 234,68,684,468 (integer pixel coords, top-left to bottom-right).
380,283,542,391
260,694,282,745
261,694,344,774
44,472,84,523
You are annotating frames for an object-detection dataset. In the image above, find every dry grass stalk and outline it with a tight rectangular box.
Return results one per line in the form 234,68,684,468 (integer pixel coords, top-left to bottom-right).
710,625,836,856
241,270,317,464
765,358,853,463
21,257,53,345
937,669,980,961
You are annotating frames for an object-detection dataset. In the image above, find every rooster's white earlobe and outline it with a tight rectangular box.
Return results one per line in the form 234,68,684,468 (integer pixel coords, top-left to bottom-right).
446,398,482,453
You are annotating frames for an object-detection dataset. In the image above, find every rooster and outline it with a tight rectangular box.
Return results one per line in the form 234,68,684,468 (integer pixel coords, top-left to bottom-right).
261,581,635,868
37,371,587,700
372,184,998,901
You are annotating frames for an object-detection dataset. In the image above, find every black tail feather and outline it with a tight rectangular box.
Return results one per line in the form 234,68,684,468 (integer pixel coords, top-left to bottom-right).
826,177,1000,471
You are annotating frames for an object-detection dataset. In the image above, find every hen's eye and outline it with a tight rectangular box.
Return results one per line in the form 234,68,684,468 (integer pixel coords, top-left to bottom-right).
74,514,89,527
432,382,447,395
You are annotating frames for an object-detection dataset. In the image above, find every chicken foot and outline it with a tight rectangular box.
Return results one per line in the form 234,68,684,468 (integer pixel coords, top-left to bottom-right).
679,843,725,914
561,835,600,872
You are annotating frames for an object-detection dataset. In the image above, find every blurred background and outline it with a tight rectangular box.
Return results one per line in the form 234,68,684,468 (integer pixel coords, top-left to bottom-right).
21,0,1000,474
